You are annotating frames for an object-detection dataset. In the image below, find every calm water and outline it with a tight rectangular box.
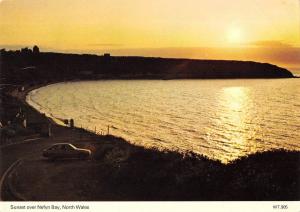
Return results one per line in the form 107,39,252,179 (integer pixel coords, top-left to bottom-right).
27,79,300,163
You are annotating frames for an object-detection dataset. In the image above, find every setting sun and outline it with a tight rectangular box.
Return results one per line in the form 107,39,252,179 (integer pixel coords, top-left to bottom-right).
227,27,243,44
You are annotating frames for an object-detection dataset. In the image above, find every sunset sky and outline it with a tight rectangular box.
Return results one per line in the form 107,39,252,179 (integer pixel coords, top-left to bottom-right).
1,0,300,70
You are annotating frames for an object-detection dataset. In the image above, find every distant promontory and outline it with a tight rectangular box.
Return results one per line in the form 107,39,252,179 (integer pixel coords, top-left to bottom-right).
1,47,294,84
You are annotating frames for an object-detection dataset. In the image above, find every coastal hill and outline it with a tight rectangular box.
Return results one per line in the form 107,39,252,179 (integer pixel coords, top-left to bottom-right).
1,47,294,84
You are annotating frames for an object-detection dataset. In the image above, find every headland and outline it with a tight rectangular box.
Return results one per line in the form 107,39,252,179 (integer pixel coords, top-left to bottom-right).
1,48,294,86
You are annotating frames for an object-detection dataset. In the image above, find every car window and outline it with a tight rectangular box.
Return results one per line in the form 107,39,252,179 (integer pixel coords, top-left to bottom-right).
61,145,67,151
49,146,58,151
61,145,73,151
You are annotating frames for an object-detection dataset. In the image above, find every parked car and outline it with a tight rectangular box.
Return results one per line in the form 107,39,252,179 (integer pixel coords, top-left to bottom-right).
43,143,91,160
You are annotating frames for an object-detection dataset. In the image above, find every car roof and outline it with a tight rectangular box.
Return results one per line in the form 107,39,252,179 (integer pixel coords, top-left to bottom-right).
51,143,76,147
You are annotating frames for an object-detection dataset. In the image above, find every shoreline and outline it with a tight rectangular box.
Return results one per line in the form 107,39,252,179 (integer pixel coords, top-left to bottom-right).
6,79,300,158
23,79,300,163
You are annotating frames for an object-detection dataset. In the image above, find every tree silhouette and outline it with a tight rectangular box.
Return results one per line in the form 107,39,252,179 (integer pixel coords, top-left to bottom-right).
33,45,40,54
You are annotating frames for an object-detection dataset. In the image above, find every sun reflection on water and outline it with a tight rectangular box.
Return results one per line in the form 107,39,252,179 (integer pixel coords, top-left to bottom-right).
212,86,256,163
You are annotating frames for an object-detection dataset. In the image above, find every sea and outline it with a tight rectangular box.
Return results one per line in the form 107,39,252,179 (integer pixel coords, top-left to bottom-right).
26,78,300,163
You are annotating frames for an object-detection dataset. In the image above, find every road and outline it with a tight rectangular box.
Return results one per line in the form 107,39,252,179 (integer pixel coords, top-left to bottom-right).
0,137,56,200
0,124,101,200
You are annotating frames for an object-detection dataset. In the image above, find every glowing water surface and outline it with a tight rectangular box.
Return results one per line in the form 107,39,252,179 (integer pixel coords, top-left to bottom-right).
27,79,300,163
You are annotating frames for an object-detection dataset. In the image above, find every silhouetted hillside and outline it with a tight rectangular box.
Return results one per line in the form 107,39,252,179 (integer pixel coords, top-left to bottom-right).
1,48,294,84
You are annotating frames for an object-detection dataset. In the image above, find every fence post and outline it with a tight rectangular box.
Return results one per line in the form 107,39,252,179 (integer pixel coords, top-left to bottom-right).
48,123,52,137
70,119,74,129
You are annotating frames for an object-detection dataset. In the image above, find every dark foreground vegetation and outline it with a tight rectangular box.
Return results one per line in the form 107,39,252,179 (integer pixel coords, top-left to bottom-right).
85,143,300,200
0,47,299,201
1,47,294,85
95,147,300,200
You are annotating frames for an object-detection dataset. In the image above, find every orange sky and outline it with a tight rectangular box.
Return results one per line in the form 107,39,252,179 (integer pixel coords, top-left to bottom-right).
1,0,300,70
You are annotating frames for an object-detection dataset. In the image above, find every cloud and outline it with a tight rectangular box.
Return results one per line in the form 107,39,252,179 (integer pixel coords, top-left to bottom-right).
248,40,293,48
